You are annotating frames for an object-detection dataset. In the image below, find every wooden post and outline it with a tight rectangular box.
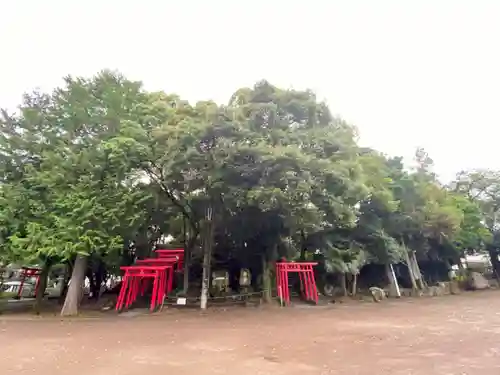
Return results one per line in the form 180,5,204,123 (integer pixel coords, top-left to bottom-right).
403,247,418,292
385,263,401,298
200,205,213,310
411,251,425,289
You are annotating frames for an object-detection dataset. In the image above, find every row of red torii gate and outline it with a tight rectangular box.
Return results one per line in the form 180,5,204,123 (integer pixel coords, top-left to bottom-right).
116,249,319,311
9,252,320,310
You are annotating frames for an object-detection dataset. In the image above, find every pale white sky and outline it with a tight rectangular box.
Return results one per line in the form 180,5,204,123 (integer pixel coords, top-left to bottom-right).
1,1,499,182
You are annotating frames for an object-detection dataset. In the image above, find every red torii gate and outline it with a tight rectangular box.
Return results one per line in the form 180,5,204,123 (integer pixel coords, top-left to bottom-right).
115,248,185,312
155,249,184,271
17,267,42,298
275,261,319,305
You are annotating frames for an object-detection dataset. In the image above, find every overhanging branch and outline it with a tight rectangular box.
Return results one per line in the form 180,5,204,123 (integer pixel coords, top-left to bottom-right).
143,165,199,232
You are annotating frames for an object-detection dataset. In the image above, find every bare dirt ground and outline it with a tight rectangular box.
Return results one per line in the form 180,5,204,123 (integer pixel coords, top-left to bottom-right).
2,292,500,375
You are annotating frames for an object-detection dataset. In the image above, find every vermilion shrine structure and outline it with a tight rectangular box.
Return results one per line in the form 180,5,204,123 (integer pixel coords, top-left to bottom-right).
115,248,184,312
275,261,319,305
17,266,42,299
115,249,319,311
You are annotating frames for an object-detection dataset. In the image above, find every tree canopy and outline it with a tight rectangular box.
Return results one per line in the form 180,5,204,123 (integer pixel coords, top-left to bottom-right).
0,71,495,313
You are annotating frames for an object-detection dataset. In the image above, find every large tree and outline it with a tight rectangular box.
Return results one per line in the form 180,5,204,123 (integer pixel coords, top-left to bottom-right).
0,71,152,315
452,169,500,275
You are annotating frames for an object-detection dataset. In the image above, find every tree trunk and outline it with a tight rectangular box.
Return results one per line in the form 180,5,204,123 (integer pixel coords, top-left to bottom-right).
58,261,73,304
411,251,425,289
60,254,88,316
86,269,96,300
182,249,190,295
200,207,213,310
59,274,70,304
87,258,106,301
95,269,105,300
403,249,418,292
262,254,272,303
299,230,307,261
200,250,211,310
488,248,500,279
351,273,358,296
340,273,348,296
34,261,51,315
385,263,401,298
182,232,198,295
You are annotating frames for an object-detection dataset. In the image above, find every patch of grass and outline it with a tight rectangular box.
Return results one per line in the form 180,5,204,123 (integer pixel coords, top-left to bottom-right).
0,292,18,300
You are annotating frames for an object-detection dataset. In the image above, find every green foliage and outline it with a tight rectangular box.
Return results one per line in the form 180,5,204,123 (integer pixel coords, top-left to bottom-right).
0,71,490,286
0,71,152,265
450,170,500,275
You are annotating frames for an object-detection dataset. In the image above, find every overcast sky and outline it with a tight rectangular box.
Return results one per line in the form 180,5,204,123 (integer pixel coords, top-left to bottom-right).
1,0,499,182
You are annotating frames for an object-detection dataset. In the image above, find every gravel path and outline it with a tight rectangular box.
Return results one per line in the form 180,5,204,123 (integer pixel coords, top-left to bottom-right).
1,292,500,374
